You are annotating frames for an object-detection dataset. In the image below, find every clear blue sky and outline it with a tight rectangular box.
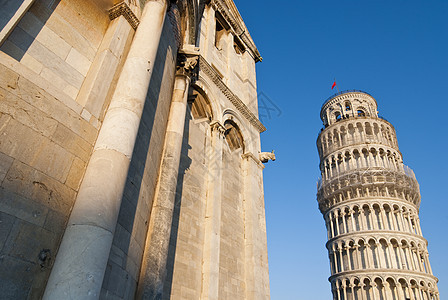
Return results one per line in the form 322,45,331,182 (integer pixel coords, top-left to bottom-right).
234,1,448,299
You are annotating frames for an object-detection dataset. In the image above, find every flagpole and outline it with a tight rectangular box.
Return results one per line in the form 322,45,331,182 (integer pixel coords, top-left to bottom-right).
335,78,340,93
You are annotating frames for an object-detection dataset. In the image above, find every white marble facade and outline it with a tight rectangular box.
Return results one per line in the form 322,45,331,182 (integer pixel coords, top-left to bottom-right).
317,91,439,300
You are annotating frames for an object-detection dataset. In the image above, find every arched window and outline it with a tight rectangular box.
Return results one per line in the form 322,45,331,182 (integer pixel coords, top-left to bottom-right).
357,109,366,117
335,112,342,121
189,89,212,121
224,120,244,151
345,101,351,111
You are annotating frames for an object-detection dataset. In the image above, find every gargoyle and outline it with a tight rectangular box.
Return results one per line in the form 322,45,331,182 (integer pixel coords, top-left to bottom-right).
259,150,276,163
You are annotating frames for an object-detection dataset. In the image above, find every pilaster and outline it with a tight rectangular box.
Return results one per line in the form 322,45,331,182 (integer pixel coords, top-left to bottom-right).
137,52,198,299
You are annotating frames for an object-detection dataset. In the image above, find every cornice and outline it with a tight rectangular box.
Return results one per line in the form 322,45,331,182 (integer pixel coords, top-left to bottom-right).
109,2,140,30
329,269,439,284
210,0,262,62
326,230,428,248
197,56,266,133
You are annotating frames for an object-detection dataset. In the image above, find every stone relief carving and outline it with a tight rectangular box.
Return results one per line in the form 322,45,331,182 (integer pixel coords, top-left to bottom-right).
259,151,275,163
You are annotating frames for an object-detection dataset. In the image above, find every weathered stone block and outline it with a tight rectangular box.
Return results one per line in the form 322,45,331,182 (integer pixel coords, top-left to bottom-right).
43,208,68,236
0,188,49,227
2,160,76,215
66,47,91,76
65,156,86,191
29,1,96,61
0,118,74,182
51,123,92,163
0,86,59,137
0,255,33,299
2,218,58,264
0,211,15,250
0,152,14,184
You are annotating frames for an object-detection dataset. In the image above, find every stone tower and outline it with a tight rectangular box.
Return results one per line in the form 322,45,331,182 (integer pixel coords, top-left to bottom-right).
316,90,439,300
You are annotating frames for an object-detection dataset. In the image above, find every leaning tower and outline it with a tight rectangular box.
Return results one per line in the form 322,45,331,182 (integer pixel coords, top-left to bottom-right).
316,90,439,300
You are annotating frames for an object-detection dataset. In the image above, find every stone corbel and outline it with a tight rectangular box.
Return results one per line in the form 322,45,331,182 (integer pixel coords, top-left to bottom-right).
109,1,140,30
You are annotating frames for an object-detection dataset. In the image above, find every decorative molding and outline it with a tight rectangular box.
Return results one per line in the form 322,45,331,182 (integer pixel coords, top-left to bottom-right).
197,56,266,133
210,120,226,136
210,0,262,62
176,53,199,78
109,2,140,30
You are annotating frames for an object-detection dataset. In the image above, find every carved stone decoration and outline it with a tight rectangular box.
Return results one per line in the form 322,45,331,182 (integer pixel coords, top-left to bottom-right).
198,56,266,133
259,151,275,163
109,1,140,30
177,53,199,78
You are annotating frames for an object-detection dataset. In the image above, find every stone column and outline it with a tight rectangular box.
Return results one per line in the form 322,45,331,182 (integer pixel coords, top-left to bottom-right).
355,245,362,269
342,212,347,234
43,1,168,299
329,214,335,238
342,284,347,300
425,252,433,274
332,249,338,273
387,243,395,268
338,248,344,272
347,247,352,270
325,217,331,239
416,218,423,236
416,250,424,272
359,284,365,300
397,283,405,299
242,152,270,300
137,55,198,299
380,208,388,230
350,210,356,232
201,121,225,300
334,212,340,236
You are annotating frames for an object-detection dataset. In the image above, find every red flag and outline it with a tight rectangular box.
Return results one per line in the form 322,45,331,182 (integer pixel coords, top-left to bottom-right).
331,81,337,89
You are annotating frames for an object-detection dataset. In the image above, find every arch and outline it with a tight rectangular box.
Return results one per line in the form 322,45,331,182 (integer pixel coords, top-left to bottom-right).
189,86,213,121
192,79,222,120
222,108,253,152
357,107,367,117
223,119,244,152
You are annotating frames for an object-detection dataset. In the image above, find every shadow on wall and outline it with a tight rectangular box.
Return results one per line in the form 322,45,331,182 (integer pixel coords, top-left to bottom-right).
0,0,60,61
0,0,26,29
163,106,193,297
100,18,180,298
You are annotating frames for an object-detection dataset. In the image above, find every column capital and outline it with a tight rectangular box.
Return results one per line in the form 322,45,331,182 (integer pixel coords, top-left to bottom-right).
210,120,226,136
109,1,140,30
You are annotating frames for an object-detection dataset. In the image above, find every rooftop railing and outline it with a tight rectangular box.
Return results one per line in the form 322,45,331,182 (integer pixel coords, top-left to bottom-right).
322,90,372,109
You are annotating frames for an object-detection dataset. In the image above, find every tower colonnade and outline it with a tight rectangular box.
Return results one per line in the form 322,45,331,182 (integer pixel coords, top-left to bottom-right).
316,91,439,300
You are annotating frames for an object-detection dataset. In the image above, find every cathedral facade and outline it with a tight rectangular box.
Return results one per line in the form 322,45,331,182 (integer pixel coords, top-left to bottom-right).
0,0,270,299
317,91,439,300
